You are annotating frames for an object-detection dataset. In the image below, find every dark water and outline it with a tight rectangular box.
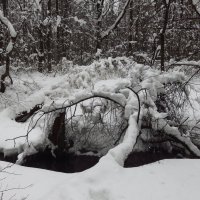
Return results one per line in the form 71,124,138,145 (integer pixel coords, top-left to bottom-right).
22,150,99,173
124,151,179,167
0,153,18,163
0,150,181,173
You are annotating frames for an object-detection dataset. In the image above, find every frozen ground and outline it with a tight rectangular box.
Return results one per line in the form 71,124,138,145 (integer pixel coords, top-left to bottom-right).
0,159,200,200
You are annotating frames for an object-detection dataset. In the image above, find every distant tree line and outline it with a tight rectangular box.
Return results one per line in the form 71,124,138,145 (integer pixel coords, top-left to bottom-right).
0,0,200,72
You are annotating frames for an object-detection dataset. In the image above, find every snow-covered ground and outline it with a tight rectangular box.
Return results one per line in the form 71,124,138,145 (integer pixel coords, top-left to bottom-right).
1,159,200,200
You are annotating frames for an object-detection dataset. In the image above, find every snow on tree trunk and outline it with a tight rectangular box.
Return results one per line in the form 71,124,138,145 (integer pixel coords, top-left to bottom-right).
0,11,17,52
0,10,17,93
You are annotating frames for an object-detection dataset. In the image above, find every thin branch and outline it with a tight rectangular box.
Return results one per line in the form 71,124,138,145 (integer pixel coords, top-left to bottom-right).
6,94,125,143
101,0,131,39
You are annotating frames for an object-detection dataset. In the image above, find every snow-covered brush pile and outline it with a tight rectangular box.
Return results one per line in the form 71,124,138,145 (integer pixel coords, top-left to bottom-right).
0,57,200,165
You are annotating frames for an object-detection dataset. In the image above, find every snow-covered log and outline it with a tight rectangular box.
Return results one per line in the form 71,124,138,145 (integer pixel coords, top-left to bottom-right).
106,113,139,166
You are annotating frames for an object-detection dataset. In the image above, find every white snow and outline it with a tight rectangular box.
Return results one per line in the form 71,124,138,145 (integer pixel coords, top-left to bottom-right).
34,0,42,12
94,79,131,93
0,11,17,38
72,16,86,26
1,159,200,200
0,10,17,54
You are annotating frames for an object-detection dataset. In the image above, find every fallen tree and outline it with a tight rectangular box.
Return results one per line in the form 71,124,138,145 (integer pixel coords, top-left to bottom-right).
2,59,200,166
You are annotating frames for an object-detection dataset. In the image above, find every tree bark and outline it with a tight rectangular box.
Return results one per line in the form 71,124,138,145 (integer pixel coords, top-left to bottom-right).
160,0,171,71
128,0,133,54
2,0,8,17
38,25,44,73
95,0,104,52
0,31,3,65
56,0,60,63
47,0,52,71
49,111,66,154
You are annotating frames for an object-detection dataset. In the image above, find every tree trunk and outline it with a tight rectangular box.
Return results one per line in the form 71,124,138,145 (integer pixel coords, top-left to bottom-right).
49,111,66,154
128,0,133,54
0,0,7,66
56,0,60,64
2,0,8,16
160,33,165,71
95,0,104,53
0,56,10,93
47,0,52,72
38,25,44,73
160,0,171,71
0,31,3,65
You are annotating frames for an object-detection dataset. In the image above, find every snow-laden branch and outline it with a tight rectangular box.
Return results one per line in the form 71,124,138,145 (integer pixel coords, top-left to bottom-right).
34,0,42,12
149,108,200,157
0,10,17,54
105,113,139,166
101,85,141,166
100,0,131,39
190,0,200,17
42,92,126,114
0,9,17,92
0,11,17,38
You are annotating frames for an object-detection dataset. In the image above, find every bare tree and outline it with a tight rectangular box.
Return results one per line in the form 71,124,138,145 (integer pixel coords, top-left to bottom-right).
160,0,171,71
95,0,131,53
47,0,52,72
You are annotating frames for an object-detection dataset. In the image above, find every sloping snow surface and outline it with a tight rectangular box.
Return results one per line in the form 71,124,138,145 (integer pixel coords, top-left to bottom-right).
0,159,200,200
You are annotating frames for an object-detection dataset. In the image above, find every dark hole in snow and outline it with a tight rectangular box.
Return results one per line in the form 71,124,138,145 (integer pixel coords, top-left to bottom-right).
0,149,191,173
0,153,18,163
22,149,100,173
22,151,187,172
124,151,182,168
